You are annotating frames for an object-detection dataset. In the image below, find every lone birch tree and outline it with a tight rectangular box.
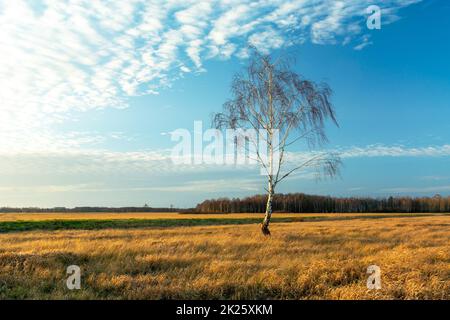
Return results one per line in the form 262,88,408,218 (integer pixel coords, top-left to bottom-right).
214,50,341,235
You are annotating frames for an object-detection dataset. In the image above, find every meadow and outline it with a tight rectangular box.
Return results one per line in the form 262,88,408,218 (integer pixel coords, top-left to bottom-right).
0,212,448,299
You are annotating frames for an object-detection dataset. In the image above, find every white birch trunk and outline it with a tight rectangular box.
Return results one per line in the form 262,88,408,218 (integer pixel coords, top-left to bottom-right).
261,64,274,236
261,184,274,235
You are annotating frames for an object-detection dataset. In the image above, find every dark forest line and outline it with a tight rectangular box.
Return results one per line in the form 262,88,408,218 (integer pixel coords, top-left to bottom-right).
2,193,450,214
0,206,178,213
194,193,450,213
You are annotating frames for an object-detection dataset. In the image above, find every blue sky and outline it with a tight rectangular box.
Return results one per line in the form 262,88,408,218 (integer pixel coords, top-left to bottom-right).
0,0,449,207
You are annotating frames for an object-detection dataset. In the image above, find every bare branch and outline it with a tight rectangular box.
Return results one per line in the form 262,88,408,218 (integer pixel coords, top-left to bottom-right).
275,153,341,186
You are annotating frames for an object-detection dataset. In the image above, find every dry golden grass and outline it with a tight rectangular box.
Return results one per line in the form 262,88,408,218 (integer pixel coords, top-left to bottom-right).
0,212,430,221
0,215,448,299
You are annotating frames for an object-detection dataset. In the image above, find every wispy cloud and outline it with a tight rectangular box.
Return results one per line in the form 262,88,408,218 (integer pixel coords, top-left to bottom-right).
140,178,260,193
0,0,421,153
1,143,447,177
381,185,450,194
419,175,450,181
1,141,447,206
0,179,259,194
339,144,450,158
282,144,450,168
0,183,99,193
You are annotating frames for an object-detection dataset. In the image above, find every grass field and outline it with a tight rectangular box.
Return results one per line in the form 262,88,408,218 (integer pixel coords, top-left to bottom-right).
0,213,448,299
0,212,438,233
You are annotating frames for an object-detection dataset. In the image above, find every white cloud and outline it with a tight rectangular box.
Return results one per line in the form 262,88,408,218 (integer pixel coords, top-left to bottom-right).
0,179,258,194
280,144,450,172
140,178,260,193
419,176,450,182
1,142,447,206
381,185,450,194
0,183,99,193
1,143,447,178
339,144,450,158
248,28,285,53
354,34,373,50
0,0,422,154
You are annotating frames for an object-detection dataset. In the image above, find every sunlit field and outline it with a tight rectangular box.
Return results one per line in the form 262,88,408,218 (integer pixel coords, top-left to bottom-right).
0,213,448,299
0,212,430,221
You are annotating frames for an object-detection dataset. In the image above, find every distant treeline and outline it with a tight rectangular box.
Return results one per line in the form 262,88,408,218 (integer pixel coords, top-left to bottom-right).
4,194,450,213
0,207,180,213
195,193,450,213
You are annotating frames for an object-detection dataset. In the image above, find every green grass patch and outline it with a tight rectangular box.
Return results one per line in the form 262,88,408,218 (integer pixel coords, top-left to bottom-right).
0,218,281,233
0,213,440,233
